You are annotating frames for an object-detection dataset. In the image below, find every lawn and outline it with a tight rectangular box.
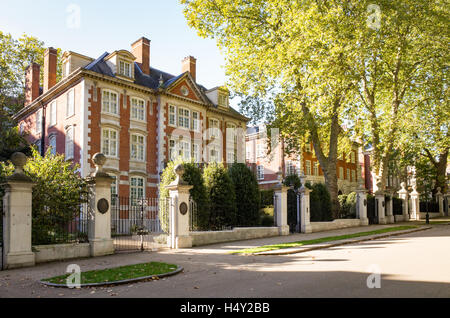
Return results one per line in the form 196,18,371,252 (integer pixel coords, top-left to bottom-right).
231,225,418,255
41,262,179,286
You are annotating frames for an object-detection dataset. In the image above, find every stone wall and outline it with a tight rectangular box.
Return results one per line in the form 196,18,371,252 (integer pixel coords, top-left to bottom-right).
190,227,280,247
33,243,90,264
310,219,364,233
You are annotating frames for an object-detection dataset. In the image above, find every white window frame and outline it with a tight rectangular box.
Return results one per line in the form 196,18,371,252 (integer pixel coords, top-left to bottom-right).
257,165,265,180
130,97,145,121
192,111,200,132
347,168,351,181
130,176,145,202
313,162,319,176
102,128,119,158
178,107,190,130
66,89,75,118
36,109,42,134
49,101,57,127
209,118,220,138
192,142,200,163
339,167,344,180
179,139,191,161
351,169,356,182
130,133,145,162
169,138,176,161
49,134,57,155
169,105,177,127
350,151,356,164
119,60,132,78
65,125,74,160
102,89,119,115
305,160,312,176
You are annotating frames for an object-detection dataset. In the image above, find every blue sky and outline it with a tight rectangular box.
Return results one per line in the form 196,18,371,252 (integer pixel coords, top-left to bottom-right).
0,0,229,92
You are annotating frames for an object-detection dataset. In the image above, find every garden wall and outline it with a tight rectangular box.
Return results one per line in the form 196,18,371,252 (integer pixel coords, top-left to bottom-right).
419,212,440,219
310,219,364,233
190,227,280,247
33,243,90,264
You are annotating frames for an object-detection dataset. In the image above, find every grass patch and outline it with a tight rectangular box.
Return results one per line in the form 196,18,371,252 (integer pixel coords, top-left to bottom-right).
231,226,418,255
42,262,179,285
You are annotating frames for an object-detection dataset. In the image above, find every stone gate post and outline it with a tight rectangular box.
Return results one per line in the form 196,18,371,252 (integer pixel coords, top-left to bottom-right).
398,182,409,221
86,153,114,257
273,170,289,236
2,152,35,269
299,172,312,233
385,189,395,224
436,187,444,217
165,164,193,249
409,184,420,220
356,181,369,226
375,181,386,224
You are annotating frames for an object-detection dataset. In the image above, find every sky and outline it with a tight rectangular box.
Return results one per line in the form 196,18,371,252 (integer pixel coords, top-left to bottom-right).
0,0,231,96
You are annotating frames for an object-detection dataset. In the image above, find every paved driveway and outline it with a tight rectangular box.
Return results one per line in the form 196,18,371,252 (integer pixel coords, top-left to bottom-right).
0,222,449,298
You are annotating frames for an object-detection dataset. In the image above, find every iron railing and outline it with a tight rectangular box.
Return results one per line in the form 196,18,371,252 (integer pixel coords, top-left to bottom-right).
32,194,89,245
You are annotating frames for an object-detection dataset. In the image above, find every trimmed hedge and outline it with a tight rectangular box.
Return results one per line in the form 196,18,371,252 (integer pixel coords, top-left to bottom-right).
307,182,333,222
203,162,237,230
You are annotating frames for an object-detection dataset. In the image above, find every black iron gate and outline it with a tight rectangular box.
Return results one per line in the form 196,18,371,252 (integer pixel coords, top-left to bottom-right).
111,196,170,252
367,196,378,224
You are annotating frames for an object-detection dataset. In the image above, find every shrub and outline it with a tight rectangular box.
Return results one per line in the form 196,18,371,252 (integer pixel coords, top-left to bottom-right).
260,189,274,207
203,162,237,229
307,183,333,221
283,174,301,189
159,158,210,231
228,163,260,226
2,148,87,245
338,192,357,218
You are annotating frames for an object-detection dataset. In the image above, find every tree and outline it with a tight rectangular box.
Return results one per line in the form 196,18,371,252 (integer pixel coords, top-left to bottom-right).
159,158,211,231
182,0,361,218
228,163,260,226
0,31,63,158
352,1,448,191
1,147,87,244
203,162,237,229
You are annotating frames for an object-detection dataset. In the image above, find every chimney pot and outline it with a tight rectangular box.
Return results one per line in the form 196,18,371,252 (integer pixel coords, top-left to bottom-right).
182,56,197,82
25,63,40,106
131,37,151,76
44,47,58,93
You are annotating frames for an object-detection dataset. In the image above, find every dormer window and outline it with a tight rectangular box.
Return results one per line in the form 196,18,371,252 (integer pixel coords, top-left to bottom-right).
218,94,228,107
119,60,132,77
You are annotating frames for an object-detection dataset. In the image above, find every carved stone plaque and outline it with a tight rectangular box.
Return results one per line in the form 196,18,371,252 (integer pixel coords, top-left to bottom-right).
179,202,188,215
97,198,109,214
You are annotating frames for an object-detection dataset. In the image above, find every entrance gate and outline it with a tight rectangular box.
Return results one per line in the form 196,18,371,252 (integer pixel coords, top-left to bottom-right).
111,196,170,252
367,196,378,224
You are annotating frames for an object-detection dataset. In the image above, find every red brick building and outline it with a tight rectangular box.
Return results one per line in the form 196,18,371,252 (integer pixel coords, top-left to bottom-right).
15,36,249,199
246,125,363,194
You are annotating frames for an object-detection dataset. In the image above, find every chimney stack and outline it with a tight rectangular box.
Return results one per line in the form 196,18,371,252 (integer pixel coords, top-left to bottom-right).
43,47,58,93
182,56,197,82
25,63,41,106
131,37,150,76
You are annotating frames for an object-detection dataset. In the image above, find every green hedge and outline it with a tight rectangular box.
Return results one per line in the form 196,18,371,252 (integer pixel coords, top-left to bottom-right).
307,182,333,222
228,163,260,227
203,162,237,230
338,192,357,219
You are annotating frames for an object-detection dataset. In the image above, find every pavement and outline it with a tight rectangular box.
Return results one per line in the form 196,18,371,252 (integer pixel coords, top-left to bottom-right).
0,218,449,298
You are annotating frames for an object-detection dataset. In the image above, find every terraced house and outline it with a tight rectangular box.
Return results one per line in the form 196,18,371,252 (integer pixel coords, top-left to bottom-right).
15,36,249,198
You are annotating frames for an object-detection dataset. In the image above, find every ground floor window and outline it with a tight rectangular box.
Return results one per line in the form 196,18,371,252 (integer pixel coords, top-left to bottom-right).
130,176,145,204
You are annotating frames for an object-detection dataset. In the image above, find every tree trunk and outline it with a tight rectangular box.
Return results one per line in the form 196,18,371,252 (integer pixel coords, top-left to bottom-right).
323,163,340,219
435,149,448,194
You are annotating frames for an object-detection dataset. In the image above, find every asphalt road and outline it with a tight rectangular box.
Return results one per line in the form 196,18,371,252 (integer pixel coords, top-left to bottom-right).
0,224,449,298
